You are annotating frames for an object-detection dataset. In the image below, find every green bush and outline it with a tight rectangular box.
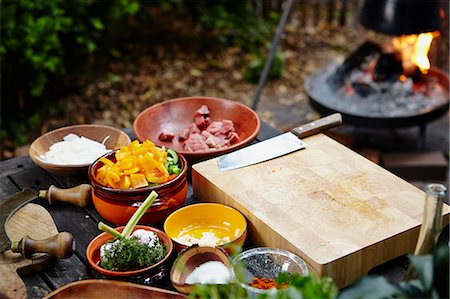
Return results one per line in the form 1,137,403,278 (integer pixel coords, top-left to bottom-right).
0,0,140,146
1,0,139,98
0,0,281,149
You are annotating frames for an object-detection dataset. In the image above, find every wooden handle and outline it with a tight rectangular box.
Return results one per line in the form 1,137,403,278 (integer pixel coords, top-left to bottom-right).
39,184,92,208
11,232,75,259
290,113,342,138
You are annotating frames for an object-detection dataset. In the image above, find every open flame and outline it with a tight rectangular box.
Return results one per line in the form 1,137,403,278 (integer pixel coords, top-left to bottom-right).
392,32,438,75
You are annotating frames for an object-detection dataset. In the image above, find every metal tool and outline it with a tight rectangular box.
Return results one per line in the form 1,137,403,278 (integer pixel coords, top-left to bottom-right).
218,113,342,171
0,189,75,258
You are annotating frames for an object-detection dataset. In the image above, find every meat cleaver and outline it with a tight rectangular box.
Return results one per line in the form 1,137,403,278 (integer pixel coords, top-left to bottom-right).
218,113,342,171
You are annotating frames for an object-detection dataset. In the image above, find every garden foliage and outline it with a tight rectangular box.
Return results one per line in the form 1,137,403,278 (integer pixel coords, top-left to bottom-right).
1,0,280,147
1,0,140,146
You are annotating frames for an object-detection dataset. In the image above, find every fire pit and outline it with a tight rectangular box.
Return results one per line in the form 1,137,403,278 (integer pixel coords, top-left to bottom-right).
306,0,449,132
306,59,449,129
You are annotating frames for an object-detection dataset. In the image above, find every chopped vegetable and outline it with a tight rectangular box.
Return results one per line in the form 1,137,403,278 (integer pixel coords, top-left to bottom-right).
95,140,181,189
166,149,181,175
40,133,110,165
98,191,167,271
249,277,288,290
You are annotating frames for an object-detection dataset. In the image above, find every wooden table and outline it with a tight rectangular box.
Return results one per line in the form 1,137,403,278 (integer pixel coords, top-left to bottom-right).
0,123,410,298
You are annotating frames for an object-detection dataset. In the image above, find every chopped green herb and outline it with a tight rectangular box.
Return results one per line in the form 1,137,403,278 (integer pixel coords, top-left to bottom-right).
101,236,167,271
98,191,167,272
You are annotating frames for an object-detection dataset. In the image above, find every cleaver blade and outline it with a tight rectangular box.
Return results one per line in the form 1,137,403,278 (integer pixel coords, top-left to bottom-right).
218,113,342,171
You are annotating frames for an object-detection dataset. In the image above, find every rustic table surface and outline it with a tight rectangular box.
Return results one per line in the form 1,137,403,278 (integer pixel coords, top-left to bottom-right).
0,123,408,298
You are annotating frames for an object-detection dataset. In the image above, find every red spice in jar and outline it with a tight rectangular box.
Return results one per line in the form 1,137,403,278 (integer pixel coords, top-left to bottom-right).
248,277,288,290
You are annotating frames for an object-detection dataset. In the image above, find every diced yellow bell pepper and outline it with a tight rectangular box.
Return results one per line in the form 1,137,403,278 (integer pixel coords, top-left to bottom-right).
118,157,134,170
116,151,131,160
130,173,149,188
143,140,155,148
100,157,114,167
106,169,121,183
96,165,107,180
156,162,169,177
119,176,131,189
142,152,157,171
95,139,175,189
124,166,140,175
133,146,148,156
145,169,169,184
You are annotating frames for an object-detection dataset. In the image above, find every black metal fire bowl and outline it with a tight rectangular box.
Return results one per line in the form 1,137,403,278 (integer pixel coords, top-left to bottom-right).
305,62,449,129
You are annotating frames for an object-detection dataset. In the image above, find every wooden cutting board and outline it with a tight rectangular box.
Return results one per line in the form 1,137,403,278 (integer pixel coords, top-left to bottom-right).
0,203,58,299
192,133,450,288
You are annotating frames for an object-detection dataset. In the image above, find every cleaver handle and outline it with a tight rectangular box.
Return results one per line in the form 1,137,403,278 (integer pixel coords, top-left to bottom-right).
290,113,342,139
39,184,92,208
11,232,75,259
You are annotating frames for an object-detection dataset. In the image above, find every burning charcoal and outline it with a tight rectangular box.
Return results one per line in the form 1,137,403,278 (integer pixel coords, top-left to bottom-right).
351,82,376,97
327,41,381,90
374,52,403,82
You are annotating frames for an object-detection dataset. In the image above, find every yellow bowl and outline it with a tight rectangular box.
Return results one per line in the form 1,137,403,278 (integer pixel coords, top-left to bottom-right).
163,203,247,254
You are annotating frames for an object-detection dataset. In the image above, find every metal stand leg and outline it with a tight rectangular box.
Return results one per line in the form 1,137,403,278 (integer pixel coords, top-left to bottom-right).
251,0,294,111
418,125,427,150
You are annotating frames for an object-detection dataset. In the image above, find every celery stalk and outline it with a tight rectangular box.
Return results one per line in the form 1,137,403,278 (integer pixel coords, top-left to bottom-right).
98,222,123,239
121,191,158,238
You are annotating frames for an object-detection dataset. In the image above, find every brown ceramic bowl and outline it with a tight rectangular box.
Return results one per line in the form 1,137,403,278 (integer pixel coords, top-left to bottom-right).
170,245,231,294
88,149,188,225
86,225,173,278
29,124,131,175
43,279,187,299
133,97,260,164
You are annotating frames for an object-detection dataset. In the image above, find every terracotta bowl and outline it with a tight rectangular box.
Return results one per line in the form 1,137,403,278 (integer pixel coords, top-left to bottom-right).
43,279,187,299
88,150,188,225
29,124,131,176
170,245,231,294
86,225,173,279
133,97,260,164
163,203,247,254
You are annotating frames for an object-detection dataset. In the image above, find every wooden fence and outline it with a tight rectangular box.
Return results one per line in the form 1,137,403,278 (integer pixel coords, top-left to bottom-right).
253,0,449,70
254,0,364,26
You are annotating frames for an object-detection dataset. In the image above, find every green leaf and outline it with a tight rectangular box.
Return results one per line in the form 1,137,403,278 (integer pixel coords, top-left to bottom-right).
27,113,41,127
90,18,104,30
86,40,96,52
337,276,404,299
106,73,121,84
433,225,449,298
278,287,304,299
275,271,292,285
397,280,425,298
126,2,140,14
408,254,433,292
